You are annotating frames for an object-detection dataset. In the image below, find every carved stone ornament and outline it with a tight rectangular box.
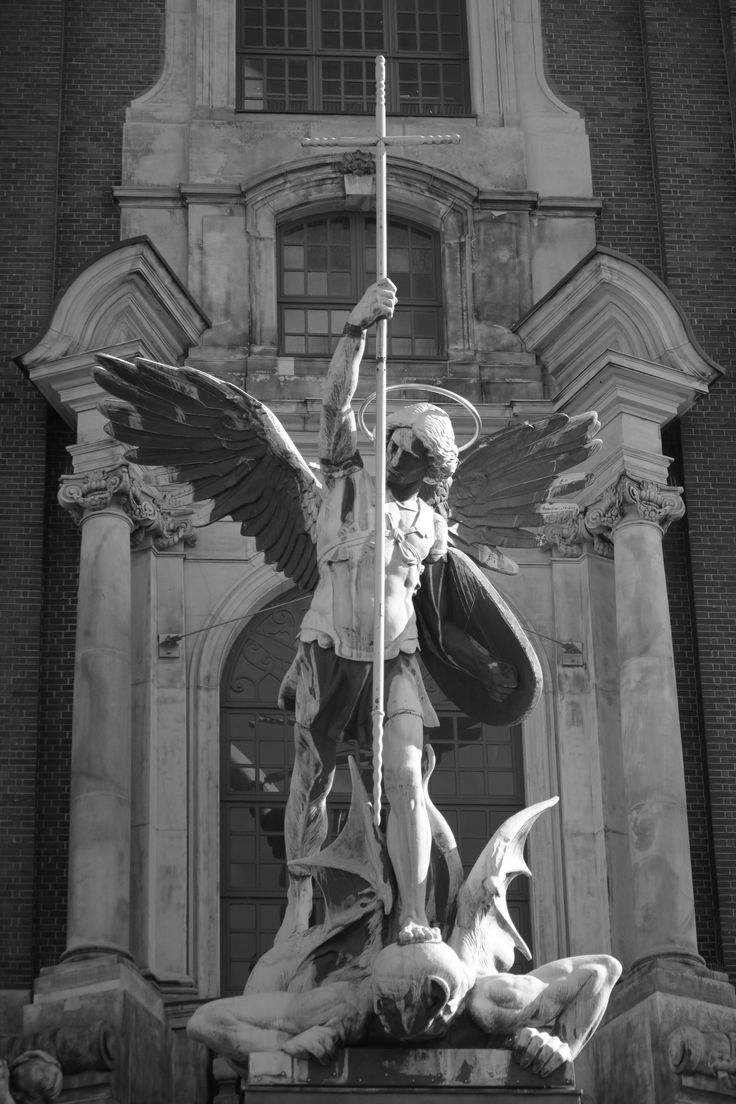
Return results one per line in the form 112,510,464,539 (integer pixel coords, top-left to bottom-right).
540,514,612,559
669,1026,736,1096
58,464,195,549
584,473,685,545
337,149,376,176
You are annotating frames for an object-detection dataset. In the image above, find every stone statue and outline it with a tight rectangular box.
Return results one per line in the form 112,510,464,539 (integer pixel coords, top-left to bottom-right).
0,1052,62,1104
185,770,620,1076
95,278,617,1076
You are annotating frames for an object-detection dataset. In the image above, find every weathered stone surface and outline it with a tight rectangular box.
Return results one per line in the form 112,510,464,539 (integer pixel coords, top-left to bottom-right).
247,1045,576,1089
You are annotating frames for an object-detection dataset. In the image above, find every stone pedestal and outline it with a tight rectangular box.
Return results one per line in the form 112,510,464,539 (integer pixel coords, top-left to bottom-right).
576,958,736,1104
22,957,172,1104
243,1048,580,1103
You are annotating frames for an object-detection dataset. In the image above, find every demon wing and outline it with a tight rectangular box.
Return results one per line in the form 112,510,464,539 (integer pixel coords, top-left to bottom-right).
447,413,602,572
94,355,321,591
448,796,559,983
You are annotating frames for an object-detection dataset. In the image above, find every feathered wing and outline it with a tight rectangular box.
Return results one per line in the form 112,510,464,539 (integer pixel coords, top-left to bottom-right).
447,413,602,569
94,355,321,591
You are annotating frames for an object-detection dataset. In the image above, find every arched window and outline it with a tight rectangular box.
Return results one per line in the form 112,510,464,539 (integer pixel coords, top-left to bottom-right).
279,212,443,358
219,590,529,996
237,1,470,115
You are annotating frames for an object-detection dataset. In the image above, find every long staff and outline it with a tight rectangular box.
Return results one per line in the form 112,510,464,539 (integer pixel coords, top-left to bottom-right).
371,56,389,827
301,61,460,829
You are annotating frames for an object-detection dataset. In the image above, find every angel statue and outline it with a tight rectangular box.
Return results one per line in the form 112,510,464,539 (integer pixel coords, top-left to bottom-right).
95,277,619,1075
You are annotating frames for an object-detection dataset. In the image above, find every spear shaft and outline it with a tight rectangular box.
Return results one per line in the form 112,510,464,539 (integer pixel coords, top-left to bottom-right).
371,56,388,827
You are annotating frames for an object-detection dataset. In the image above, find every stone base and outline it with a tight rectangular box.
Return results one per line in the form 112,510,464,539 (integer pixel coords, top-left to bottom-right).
576,956,736,1104
15,956,206,1104
244,1047,580,1102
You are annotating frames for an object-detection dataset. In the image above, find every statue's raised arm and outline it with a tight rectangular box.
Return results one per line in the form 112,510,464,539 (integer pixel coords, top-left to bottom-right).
318,278,397,469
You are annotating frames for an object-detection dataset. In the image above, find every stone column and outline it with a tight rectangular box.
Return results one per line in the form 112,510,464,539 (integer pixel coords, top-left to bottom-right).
586,474,700,966
58,465,137,960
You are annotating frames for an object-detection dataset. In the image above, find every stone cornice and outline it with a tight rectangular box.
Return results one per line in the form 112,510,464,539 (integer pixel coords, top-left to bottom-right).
58,464,196,550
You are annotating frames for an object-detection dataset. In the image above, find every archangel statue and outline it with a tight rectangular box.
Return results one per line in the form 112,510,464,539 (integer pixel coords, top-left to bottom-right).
95,279,620,1078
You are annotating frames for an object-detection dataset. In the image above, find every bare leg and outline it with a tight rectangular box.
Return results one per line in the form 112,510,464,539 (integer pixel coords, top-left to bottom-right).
279,723,336,942
382,707,439,944
187,982,372,1064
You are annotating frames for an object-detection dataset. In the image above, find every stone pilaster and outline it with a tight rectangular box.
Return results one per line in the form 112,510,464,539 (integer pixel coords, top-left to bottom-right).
58,463,193,962
585,473,698,966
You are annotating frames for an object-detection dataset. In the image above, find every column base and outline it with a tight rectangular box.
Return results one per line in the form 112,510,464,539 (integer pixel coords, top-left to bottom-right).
575,955,736,1103
242,1047,580,1103
10,957,207,1104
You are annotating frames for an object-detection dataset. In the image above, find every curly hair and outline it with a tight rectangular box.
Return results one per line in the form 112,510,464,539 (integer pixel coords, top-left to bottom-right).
386,403,459,484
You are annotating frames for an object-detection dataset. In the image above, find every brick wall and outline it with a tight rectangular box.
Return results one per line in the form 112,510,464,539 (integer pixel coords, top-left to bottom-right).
0,0,165,987
542,0,736,976
0,0,65,990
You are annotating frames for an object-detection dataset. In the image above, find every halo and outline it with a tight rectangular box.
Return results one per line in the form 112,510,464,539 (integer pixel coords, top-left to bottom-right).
357,384,482,452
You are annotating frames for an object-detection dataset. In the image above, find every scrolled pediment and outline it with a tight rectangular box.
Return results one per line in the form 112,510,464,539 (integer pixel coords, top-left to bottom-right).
16,236,210,427
514,247,722,391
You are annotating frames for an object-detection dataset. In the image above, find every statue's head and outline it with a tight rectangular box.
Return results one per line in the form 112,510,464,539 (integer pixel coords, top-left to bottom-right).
371,941,470,1042
385,404,458,491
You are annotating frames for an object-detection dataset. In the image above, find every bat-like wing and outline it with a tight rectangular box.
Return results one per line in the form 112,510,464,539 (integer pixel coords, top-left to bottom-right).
448,413,601,564
448,797,559,982
94,355,321,591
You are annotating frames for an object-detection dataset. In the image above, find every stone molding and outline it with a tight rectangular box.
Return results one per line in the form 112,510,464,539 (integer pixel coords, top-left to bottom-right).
58,464,195,550
542,473,685,557
669,1026,736,1096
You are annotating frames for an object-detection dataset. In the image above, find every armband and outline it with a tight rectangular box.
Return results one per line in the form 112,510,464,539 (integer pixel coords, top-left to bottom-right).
342,322,366,339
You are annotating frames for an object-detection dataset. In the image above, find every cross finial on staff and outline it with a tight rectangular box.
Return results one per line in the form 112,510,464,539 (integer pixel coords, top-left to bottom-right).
301,57,461,825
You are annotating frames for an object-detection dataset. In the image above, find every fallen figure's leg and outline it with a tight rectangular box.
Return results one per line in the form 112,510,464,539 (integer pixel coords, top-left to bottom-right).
468,954,622,1077
188,981,372,1067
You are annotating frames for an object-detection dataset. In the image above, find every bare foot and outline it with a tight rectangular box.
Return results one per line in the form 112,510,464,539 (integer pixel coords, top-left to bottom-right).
513,1026,572,1078
282,1025,340,1065
397,920,442,945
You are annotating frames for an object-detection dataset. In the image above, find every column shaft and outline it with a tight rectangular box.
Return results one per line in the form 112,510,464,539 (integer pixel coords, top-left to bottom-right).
610,504,700,964
64,503,134,959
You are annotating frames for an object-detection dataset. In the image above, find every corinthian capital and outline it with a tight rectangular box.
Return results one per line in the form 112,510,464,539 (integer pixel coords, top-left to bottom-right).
585,473,685,543
58,464,133,521
59,464,195,549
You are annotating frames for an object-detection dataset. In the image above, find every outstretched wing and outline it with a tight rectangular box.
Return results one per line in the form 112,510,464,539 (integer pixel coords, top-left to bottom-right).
448,412,601,556
94,355,321,591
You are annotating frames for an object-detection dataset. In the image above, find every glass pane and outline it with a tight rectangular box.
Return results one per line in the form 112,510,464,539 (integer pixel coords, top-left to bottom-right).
307,272,328,295
283,272,304,295
307,309,329,333
283,246,304,268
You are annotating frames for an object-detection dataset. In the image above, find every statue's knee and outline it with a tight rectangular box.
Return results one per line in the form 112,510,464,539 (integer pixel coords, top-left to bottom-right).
584,955,622,990
187,1004,211,1043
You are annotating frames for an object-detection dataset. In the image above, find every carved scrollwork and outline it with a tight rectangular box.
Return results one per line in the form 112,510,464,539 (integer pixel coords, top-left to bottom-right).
59,464,196,549
540,514,591,558
584,473,685,545
669,1026,736,1096
58,464,132,521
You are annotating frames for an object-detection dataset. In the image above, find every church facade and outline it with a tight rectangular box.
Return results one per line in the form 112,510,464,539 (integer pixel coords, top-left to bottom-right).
3,2,736,1101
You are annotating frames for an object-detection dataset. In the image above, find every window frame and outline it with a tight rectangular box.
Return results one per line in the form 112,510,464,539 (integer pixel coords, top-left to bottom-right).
276,209,446,360
236,0,471,116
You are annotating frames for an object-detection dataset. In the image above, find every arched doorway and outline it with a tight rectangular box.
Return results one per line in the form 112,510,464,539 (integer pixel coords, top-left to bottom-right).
219,588,529,996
